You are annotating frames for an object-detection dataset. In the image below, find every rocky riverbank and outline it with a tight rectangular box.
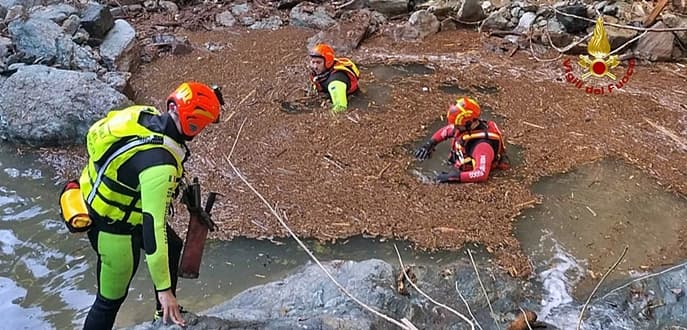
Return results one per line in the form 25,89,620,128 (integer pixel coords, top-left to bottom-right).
123,258,687,330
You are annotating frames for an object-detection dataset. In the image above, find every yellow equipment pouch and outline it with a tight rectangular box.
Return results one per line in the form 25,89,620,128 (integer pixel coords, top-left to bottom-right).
59,180,92,233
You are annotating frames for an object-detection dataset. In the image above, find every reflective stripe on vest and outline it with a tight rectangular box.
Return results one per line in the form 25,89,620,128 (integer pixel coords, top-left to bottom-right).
452,121,506,169
80,106,186,225
86,135,184,204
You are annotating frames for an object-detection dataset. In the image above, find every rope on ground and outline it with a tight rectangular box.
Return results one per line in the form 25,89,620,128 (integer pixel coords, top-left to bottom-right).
576,245,629,330
600,258,687,300
226,127,413,329
228,160,414,329
392,244,476,329
609,30,650,56
227,116,248,161
467,249,501,329
455,282,484,330
483,3,687,62
526,21,565,62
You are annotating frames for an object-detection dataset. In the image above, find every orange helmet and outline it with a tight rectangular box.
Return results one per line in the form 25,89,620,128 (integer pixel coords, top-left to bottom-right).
309,43,335,69
167,82,224,137
447,97,480,126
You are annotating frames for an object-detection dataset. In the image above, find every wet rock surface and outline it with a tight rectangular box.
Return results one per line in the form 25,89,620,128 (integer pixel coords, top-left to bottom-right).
125,259,687,330
0,65,131,146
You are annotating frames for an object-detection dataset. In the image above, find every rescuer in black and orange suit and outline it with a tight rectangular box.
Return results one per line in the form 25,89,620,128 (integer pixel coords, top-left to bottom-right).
308,43,360,114
415,97,510,183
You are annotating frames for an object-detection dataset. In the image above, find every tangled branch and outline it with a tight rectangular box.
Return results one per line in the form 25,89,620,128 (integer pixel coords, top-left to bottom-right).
393,244,475,329
577,245,629,330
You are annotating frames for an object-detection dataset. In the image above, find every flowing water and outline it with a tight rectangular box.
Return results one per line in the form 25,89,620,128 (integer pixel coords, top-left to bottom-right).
515,158,687,327
2,142,686,329
0,145,467,329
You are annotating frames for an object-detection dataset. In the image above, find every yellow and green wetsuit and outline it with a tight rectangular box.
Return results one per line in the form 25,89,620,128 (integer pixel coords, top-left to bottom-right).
310,58,360,113
80,106,188,330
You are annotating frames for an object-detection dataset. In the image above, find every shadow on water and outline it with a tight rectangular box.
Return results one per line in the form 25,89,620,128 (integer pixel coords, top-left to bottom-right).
0,145,476,329
407,105,523,183
514,158,687,322
281,63,436,114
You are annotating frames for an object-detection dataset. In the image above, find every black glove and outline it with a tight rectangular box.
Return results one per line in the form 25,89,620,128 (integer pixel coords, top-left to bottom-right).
436,170,460,183
414,140,435,160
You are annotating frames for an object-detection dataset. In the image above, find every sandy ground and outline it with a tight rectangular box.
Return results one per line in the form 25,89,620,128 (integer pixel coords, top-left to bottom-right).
39,15,687,278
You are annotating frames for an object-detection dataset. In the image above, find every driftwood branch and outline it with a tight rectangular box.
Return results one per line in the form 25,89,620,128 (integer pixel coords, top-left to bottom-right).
577,245,629,330
643,0,670,27
467,249,500,329
600,259,687,300
393,244,475,329
228,116,248,161
455,282,484,330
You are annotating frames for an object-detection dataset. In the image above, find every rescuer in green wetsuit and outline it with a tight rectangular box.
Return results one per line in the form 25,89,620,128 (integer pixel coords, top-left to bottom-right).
308,43,360,114
79,82,224,329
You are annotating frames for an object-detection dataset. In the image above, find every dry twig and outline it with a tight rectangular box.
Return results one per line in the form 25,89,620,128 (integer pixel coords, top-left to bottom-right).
376,163,393,179
228,117,248,161
335,0,357,10
394,244,475,329
519,307,534,330
455,282,484,330
600,259,687,300
522,121,546,129
238,89,256,106
467,249,500,329
576,245,629,330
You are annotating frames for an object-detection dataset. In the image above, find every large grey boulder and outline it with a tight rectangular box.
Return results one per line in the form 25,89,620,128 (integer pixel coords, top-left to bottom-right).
126,259,415,330
634,21,676,61
307,9,384,54
125,258,539,330
554,4,589,33
28,3,78,24
123,256,687,330
391,9,440,41
457,0,486,22
80,2,115,40
368,0,408,16
215,10,236,27
289,2,337,30
0,65,132,147
207,259,405,327
481,7,510,31
100,19,139,72
662,13,687,47
249,16,284,30
8,17,100,71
